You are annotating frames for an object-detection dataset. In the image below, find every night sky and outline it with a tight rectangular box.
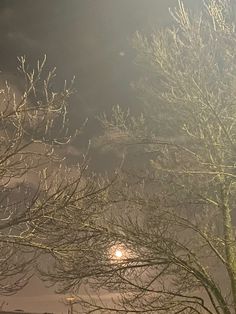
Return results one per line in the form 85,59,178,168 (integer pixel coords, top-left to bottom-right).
0,0,196,312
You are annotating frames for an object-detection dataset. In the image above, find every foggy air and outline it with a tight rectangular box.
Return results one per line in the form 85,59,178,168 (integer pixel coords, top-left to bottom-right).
0,1,235,314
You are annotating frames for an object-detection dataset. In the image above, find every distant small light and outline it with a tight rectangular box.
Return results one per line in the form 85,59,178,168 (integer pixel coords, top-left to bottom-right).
119,51,125,57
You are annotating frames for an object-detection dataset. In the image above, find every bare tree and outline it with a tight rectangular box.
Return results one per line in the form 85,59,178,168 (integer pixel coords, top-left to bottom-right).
42,1,236,313
0,56,110,295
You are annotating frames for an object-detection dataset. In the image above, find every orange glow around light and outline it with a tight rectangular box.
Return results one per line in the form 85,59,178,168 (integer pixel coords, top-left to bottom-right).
114,249,123,258
109,243,129,261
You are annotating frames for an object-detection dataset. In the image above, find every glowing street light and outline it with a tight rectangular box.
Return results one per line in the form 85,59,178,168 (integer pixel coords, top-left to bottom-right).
109,243,130,261
114,249,123,258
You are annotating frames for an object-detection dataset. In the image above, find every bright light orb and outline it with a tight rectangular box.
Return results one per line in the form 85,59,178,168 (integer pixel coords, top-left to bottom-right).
115,249,123,258
109,243,130,262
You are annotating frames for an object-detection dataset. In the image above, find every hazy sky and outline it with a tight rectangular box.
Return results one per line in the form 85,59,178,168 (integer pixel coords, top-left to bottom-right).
0,0,197,312
0,0,197,136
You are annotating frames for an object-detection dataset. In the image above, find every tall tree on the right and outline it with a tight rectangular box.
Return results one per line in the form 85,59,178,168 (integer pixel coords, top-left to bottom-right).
44,1,236,313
